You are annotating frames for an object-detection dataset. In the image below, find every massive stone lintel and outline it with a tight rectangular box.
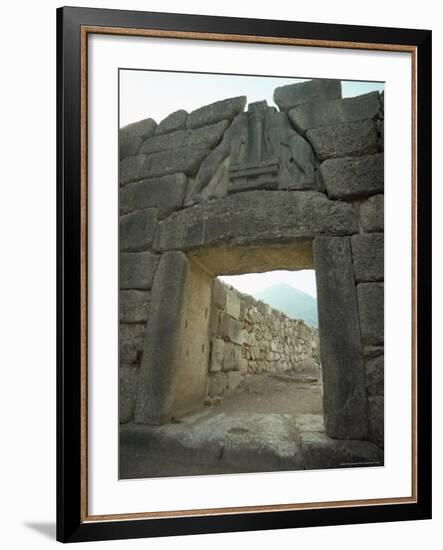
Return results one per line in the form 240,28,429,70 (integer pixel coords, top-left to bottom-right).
314,237,368,439
155,191,358,252
134,252,212,424
274,79,342,111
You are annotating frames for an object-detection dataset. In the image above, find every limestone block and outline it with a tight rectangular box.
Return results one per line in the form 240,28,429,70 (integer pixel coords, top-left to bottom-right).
273,79,341,111
227,371,242,391
120,154,146,186
120,290,150,323
120,117,157,141
307,120,379,161
119,364,139,423
120,252,157,289
120,209,157,251
209,338,224,372
366,354,384,396
139,145,209,179
207,371,228,397
120,136,142,160
360,194,384,232
220,314,244,345
320,154,384,200
222,342,236,371
120,323,145,364
120,173,187,218
155,191,358,252
226,290,242,319
288,92,380,133
140,120,228,155
213,279,226,309
314,236,368,439
187,96,246,129
155,109,188,135
357,283,384,345
351,233,384,282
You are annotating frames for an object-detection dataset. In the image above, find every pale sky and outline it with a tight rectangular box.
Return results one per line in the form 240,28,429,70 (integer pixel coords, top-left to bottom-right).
120,71,383,298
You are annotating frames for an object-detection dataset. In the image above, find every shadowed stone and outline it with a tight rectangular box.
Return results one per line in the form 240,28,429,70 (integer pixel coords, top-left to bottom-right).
213,279,227,309
220,313,244,345
119,365,139,423
320,154,384,200
120,290,150,323
314,236,368,439
360,194,384,232
120,209,157,251
351,233,384,282
210,338,224,372
120,174,187,217
187,96,246,129
120,118,157,140
120,323,145,364
155,109,188,135
357,283,384,345
140,120,228,155
139,145,209,179
120,136,143,160
368,396,384,448
366,354,384,396
207,372,229,397
307,120,379,161
155,191,358,252
289,92,380,133
120,155,146,186
274,79,342,111
120,252,157,289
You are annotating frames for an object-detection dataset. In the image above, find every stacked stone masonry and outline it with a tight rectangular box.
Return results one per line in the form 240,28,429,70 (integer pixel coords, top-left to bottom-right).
119,79,384,450
206,281,320,401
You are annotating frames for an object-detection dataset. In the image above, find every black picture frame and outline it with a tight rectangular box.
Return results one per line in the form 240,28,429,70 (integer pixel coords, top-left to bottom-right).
57,6,432,543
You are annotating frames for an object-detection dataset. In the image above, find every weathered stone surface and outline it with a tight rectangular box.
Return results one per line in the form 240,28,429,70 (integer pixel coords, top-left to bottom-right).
120,154,145,186
210,338,224,372
139,145,209,179
120,136,143,160
207,372,228,397
187,96,246,129
120,173,187,217
155,109,188,135
351,233,384,282
360,194,384,232
366,354,384,396
222,341,236,371
227,371,242,390
119,365,139,423
140,120,228,155
368,395,384,448
363,345,384,360
135,252,189,423
288,92,380,133
213,279,226,309
314,237,368,439
155,191,358,252
274,79,341,111
120,252,157,289
357,283,384,345
120,323,145,364
120,290,150,323
320,154,384,200
120,209,157,251
226,290,241,319
220,313,244,345
120,118,157,140
307,120,379,161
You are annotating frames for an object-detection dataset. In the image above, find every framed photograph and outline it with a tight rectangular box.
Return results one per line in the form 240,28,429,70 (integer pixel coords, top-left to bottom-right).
57,6,432,543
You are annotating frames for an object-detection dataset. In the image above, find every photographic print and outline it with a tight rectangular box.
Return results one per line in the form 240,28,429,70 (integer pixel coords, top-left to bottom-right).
118,70,385,479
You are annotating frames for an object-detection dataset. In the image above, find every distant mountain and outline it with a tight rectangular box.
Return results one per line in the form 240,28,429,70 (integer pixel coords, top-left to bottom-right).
253,283,318,327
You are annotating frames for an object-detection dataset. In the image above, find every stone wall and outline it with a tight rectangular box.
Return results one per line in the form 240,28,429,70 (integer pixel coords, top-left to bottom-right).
119,79,384,450
206,281,319,400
